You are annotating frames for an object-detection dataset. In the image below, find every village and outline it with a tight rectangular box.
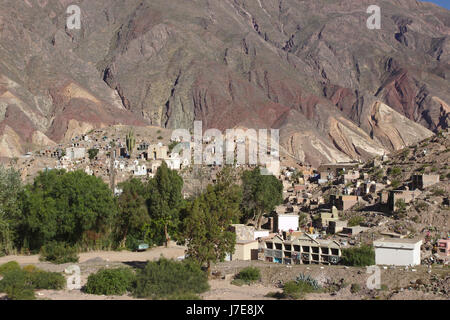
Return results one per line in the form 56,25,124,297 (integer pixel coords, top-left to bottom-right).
7,125,449,273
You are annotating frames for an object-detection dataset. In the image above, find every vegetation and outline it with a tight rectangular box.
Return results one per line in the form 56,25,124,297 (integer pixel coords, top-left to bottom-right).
85,268,135,295
39,241,79,264
115,178,150,249
0,165,23,256
0,263,65,300
350,283,361,293
395,199,407,214
0,261,21,275
232,267,261,285
133,258,209,299
147,161,184,247
19,170,116,251
126,130,136,155
341,245,375,267
183,167,242,273
431,188,445,197
241,167,283,229
348,216,364,227
389,166,402,177
88,148,99,160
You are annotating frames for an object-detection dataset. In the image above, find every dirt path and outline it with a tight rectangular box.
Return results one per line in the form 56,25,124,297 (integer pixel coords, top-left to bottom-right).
0,244,187,266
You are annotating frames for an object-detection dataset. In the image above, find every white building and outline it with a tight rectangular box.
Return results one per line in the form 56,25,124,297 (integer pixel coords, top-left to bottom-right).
373,238,422,266
277,214,299,232
66,147,86,160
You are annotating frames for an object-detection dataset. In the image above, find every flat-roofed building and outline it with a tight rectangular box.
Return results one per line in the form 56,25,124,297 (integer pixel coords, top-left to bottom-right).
373,238,422,266
263,234,342,265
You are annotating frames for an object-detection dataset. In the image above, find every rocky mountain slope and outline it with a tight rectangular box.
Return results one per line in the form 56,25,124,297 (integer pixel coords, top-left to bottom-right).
0,0,448,165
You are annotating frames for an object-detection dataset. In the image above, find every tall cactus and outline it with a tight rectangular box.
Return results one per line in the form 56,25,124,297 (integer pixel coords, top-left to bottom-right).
126,129,136,156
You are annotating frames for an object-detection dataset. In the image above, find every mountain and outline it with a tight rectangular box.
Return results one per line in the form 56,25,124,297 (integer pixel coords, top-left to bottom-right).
0,0,448,165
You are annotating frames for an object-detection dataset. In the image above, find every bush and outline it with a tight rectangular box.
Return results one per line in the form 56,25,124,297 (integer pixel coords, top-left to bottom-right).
350,283,361,294
0,266,65,299
0,261,21,275
134,258,209,299
341,245,375,267
348,216,364,227
282,280,317,299
85,268,135,295
234,267,261,284
431,188,445,197
0,269,35,300
39,241,79,264
29,270,65,290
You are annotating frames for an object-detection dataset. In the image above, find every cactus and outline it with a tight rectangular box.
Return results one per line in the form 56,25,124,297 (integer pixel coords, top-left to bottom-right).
295,273,321,290
126,129,136,155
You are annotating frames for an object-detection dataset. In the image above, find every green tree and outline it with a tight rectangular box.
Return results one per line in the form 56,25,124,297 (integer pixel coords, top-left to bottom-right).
115,178,150,249
0,166,23,255
241,168,283,229
19,170,116,250
183,184,237,274
146,162,184,247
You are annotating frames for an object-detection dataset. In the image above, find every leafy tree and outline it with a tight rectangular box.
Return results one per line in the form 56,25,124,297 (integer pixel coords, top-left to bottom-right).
115,178,150,249
241,167,283,229
146,162,184,247
183,183,239,274
18,170,116,250
0,166,23,255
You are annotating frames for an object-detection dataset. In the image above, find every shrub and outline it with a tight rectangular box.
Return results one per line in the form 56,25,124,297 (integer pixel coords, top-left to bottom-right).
85,268,135,295
341,245,375,267
389,167,402,177
0,269,35,300
39,241,79,264
348,216,364,227
350,283,361,293
133,258,209,299
235,267,261,284
390,179,401,189
282,280,318,299
431,188,445,197
88,148,99,160
0,261,21,275
0,266,65,299
29,270,65,290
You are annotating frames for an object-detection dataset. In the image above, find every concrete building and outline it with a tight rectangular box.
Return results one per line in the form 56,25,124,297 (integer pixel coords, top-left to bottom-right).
373,238,422,266
388,189,421,212
412,174,440,190
317,162,359,176
275,214,299,232
66,147,86,160
437,239,450,257
263,234,342,265
232,240,259,261
330,195,359,211
145,143,168,160
328,220,348,234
